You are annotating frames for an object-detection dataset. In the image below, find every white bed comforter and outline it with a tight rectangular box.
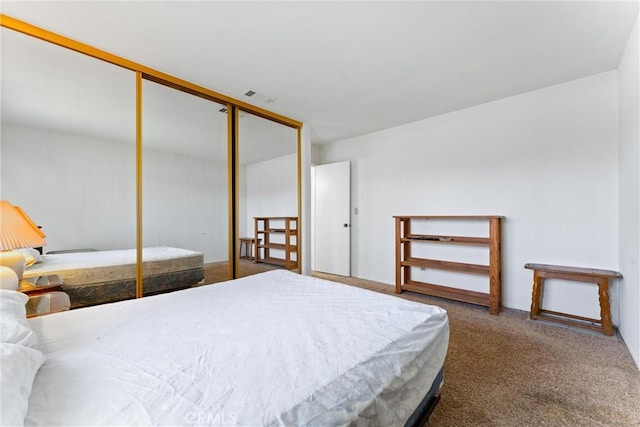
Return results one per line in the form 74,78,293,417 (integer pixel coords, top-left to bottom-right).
26,270,449,426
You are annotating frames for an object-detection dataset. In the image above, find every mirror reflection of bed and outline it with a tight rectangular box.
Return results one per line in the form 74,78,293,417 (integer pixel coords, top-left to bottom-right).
1,26,299,306
22,247,205,309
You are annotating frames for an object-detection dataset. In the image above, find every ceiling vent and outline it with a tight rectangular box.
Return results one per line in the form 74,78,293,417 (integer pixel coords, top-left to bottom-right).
218,106,245,118
243,88,276,104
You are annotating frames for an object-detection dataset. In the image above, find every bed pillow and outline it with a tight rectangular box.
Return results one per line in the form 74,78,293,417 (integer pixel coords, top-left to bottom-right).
0,290,37,347
16,248,44,268
0,342,46,426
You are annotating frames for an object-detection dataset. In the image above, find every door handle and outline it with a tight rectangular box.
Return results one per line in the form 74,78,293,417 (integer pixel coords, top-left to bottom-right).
343,224,350,227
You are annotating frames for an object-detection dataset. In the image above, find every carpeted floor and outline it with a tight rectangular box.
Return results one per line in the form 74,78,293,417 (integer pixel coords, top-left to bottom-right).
203,259,280,284
201,264,640,426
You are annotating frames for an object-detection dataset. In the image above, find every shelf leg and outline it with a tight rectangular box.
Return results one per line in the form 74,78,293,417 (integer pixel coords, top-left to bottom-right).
395,217,402,293
488,217,502,315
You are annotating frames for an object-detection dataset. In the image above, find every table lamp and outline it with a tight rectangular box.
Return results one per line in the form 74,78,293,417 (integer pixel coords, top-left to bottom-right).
0,200,47,283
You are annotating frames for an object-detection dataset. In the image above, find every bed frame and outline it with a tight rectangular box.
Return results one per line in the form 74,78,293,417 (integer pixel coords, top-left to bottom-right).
406,369,444,427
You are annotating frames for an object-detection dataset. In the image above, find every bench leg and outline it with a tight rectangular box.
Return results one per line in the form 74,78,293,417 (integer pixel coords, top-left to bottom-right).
530,271,543,319
598,279,613,336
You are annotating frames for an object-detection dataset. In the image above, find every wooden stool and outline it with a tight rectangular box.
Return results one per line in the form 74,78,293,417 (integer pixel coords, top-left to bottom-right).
525,263,622,336
239,237,260,261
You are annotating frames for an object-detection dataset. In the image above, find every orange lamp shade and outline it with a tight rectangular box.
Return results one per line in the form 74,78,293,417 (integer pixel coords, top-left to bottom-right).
0,201,46,250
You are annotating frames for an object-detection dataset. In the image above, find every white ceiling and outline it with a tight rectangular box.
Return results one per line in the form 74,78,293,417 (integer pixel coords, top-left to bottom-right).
1,1,638,148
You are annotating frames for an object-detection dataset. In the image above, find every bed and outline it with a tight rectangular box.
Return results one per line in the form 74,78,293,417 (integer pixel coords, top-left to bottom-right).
5,270,449,426
21,246,205,308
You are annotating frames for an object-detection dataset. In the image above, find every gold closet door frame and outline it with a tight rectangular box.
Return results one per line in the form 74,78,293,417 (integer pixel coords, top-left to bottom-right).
1,14,304,297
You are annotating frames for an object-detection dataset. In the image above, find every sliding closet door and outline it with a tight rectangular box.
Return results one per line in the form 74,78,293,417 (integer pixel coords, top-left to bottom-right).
141,80,229,293
1,28,136,256
236,111,299,278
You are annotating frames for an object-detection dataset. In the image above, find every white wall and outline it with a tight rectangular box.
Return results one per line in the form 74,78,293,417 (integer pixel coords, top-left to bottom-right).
245,153,298,232
239,165,248,238
244,153,298,261
142,148,229,263
618,15,640,369
1,123,229,262
1,124,136,251
319,71,620,322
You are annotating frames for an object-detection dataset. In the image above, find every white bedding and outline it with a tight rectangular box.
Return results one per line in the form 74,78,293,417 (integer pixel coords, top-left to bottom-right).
23,246,203,286
26,270,449,426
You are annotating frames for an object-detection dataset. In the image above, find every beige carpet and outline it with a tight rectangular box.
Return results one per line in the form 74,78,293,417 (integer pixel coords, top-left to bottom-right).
202,259,280,284
200,264,639,426
313,272,640,427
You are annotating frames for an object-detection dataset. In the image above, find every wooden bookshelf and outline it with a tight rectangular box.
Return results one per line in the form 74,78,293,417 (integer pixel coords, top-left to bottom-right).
254,217,298,270
394,215,502,314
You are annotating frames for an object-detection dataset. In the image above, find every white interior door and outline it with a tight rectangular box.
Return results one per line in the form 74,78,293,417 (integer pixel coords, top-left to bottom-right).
313,161,350,276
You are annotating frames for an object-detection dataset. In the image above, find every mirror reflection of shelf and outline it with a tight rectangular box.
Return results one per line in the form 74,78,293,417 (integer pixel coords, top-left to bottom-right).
254,217,298,270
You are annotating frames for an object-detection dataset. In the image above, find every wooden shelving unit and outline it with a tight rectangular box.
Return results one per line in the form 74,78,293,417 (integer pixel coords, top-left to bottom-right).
254,217,298,270
394,215,502,315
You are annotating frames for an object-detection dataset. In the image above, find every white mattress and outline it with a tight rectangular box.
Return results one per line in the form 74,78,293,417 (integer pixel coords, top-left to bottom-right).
26,270,449,426
23,247,203,286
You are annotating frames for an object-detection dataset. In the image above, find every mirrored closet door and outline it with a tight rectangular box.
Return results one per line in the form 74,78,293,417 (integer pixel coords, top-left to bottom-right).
236,110,298,278
2,17,303,302
1,27,136,305
141,80,229,293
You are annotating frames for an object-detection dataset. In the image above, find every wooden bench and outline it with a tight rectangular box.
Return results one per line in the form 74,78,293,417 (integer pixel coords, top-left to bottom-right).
524,263,622,336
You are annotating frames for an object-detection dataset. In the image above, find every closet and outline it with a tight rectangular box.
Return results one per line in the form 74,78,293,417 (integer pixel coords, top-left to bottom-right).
0,14,303,298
